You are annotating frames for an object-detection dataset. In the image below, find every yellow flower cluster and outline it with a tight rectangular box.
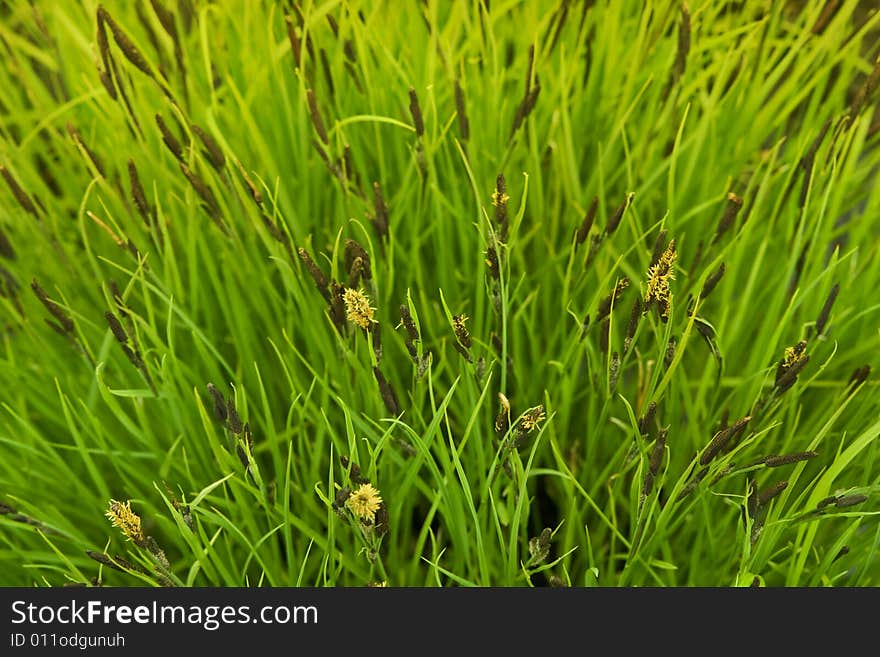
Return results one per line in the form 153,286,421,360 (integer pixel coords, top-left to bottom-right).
645,240,677,321
343,288,376,329
346,483,383,523
105,499,145,545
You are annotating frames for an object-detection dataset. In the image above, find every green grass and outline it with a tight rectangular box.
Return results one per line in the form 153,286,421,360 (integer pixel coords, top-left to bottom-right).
1,0,879,587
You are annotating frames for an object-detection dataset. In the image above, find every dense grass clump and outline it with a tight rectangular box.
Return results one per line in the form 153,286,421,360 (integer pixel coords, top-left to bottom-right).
1,1,879,587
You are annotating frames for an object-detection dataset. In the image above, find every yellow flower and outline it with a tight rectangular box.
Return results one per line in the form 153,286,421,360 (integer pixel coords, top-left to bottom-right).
105,499,145,545
491,189,510,208
452,313,472,348
644,240,677,321
343,288,376,329
521,405,546,432
346,483,383,523
783,341,807,368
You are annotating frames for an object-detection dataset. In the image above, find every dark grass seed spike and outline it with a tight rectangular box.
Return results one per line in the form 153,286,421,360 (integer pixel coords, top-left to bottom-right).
296,248,329,299
120,343,145,370
847,364,870,388
86,551,141,574
811,0,842,34
763,451,818,468
606,193,634,235
576,196,599,246
108,280,127,317
319,48,335,98
757,481,788,506
674,3,691,81
677,466,710,503
485,245,500,281
311,140,343,183
545,0,569,55
524,43,535,96
328,282,347,330
596,277,630,322
805,118,832,163
400,304,419,343
226,398,243,434
649,428,668,477
775,342,809,392
156,114,184,161
851,52,880,118
107,283,128,314
649,229,668,267
104,311,127,343
306,89,329,144
179,163,224,227
814,283,839,336
150,0,184,75
234,160,263,206
347,257,365,289
786,240,810,299
340,456,368,486
372,182,389,241
408,87,424,137
106,56,145,139
191,124,225,172
746,479,760,518
609,352,620,391
664,337,677,370
66,124,105,177
816,495,838,509
371,326,383,363
713,193,743,243
0,264,21,304
708,463,736,487
624,296,642,352
373,366,401,416
454,79,469,141
699,263,726,301
717,408,729,434
96,9,113,79
285,15,303,69
586,233,604,265
700,415,751,466
642,429,667,500
97,6,155,79
510,79,541,139
833,546,850,563
341,145,359,190
127,160,151,225
835,494,868,508
688,238,705,278
134,1,167,76
0,166,40,218
453,314,472,350
599,317,610,354
494,393,511,439
0,227,14,260
493,174,509,242
30,279,74,334
637,401,657,437
206,383,227,422
344,239,372,281
94,58,121,113
44,319,69,336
